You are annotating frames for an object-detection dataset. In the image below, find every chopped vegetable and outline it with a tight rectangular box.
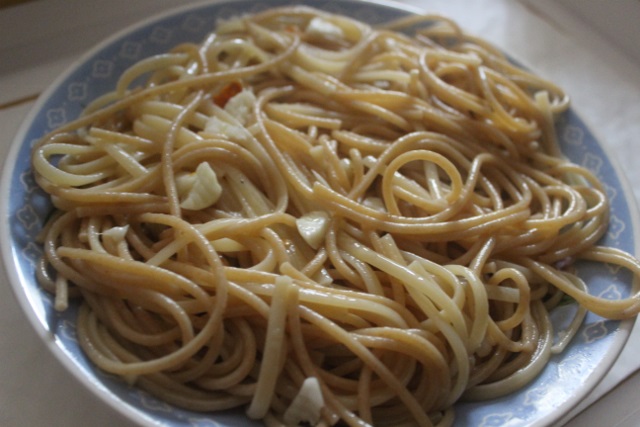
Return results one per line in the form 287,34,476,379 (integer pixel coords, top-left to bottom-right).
283,377,325,426
176,162,222,210
102,225,129,243
213,81,243,108
305,17,344,39
296,211,330,249
223,88,256,125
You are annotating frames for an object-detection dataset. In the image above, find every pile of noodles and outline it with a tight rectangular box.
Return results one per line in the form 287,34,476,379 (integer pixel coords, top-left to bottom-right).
31,6,640,427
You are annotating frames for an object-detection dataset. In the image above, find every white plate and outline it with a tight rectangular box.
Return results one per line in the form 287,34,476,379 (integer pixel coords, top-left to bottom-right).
1,0,638,426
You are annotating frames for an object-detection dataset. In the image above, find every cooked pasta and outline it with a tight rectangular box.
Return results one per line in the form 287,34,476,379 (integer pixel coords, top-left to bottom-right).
32,6,640,427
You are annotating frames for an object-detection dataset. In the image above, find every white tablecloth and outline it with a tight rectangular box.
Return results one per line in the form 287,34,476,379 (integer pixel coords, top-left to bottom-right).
1,0,639,426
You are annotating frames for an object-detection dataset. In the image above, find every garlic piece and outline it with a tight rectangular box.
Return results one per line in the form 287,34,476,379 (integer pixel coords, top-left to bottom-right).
283,377,324,427
102,225,129,242
305,17,344,39
177,162,222,210
223,89,256,125
203,116,248,141
210,237,245,253
203,89,256,141
296,211,330,249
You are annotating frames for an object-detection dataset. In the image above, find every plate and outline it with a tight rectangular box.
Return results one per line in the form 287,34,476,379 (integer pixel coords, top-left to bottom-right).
0,0,638,426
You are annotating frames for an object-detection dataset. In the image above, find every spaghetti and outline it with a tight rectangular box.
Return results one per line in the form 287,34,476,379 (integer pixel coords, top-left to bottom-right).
32,6,640,427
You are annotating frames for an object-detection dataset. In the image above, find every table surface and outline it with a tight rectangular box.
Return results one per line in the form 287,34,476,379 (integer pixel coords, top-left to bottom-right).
1,0,639,426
